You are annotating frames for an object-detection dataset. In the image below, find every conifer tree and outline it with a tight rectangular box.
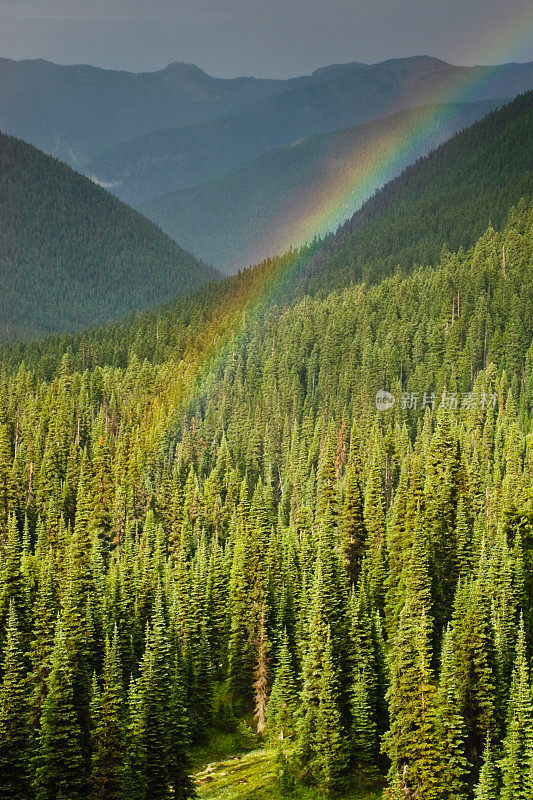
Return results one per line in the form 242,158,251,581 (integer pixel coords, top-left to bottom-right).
313,423,333,513
89,630,129,800
138,590,192,800
350,670,380,790
383,519,445,800
474,737,499,800
424,410,459,626
0,604,33,800
500,616,533,800
298,565,329,768
436,625,469,800
0,513,29,644
363,453,386,559
125,677,146,800
313,626,348,794
341,441,367,586
0,423,13,534
452,574,498,771
35,616,84,800
347,583,378,717
266,628,298,741
253,604,270,737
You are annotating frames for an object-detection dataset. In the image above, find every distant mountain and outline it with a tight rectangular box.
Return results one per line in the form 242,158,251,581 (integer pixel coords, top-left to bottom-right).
0,58,284,166
139,100,501,272
87,57,533,205
0,132,220,341
295,91,533,296
0,55,389,168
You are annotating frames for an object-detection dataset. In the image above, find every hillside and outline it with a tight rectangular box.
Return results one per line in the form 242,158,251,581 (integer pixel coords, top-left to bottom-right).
0,200,530,798
3,54,531,182
140,100,500,272
0,132,219,341
296,90,533,295
0,57,284,166
87,57,533,204
0,45,531,800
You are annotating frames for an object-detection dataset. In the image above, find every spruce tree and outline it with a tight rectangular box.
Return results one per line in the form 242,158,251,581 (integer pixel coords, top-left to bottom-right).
0,604,33,800
89,630,129,800
0,513,29,645
253,605,270,737
138,590,192,800
341,425,366,585
499,616,533,800
436,625,469,800
452,572,499,772
313,626,348,794
34,616,84,800
350,670,380,790
266,628,298,741
30,550,59,724
474,737,499,800
383,521,445,800
0,423,13,535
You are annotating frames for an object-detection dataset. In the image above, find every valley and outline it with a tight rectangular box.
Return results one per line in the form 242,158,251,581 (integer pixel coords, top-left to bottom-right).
0,29,531,800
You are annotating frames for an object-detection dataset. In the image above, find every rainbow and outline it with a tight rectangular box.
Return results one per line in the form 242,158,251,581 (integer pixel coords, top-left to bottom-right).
147,6,532,448
243,3,533,263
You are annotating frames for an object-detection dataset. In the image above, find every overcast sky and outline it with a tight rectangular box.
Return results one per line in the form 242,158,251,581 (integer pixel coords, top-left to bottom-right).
0,0,531,77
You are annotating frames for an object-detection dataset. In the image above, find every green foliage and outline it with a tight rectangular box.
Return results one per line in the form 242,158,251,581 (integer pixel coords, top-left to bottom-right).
474,738,499,800
0,194,531,800
0,132,219,341
0,605,33,800
266,629,299,741
34,617,85,800
499,617,533,800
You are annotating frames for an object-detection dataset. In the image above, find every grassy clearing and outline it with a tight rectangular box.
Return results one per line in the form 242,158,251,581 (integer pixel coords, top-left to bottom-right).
191,731,384,800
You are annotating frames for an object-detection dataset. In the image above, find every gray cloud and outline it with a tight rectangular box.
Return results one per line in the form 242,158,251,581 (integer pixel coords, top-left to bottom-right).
0,0,531,77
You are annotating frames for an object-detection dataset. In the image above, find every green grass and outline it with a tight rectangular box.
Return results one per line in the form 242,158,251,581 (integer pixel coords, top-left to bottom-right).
191,731,384,800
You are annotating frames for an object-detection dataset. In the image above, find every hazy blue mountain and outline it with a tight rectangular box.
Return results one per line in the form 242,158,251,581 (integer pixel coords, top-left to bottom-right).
0,57,285,165
88,56,533,204
139,100,501,272
0,131,220,341
0,55,405,168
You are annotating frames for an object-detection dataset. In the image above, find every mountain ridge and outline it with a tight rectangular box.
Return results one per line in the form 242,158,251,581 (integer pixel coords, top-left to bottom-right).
1,53,531,199
139,99,503,271
295,90,533,295
0,131,220,342
86,58,533,204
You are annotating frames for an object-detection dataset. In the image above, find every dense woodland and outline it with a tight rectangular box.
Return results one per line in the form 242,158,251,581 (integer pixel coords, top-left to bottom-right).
1,92,530,348
1,93,531,382
0,194,532,798
0,133,218,342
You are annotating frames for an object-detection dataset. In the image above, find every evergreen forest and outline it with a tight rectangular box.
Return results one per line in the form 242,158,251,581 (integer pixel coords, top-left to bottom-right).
0,184,532,798
0,53,531,800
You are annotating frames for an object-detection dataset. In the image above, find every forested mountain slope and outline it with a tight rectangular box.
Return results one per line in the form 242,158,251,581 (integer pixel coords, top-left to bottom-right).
297,91,533,295
87,57,533,205
1,92,529,353
0,201,531,798
140,100,500,272
0,132,219,342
